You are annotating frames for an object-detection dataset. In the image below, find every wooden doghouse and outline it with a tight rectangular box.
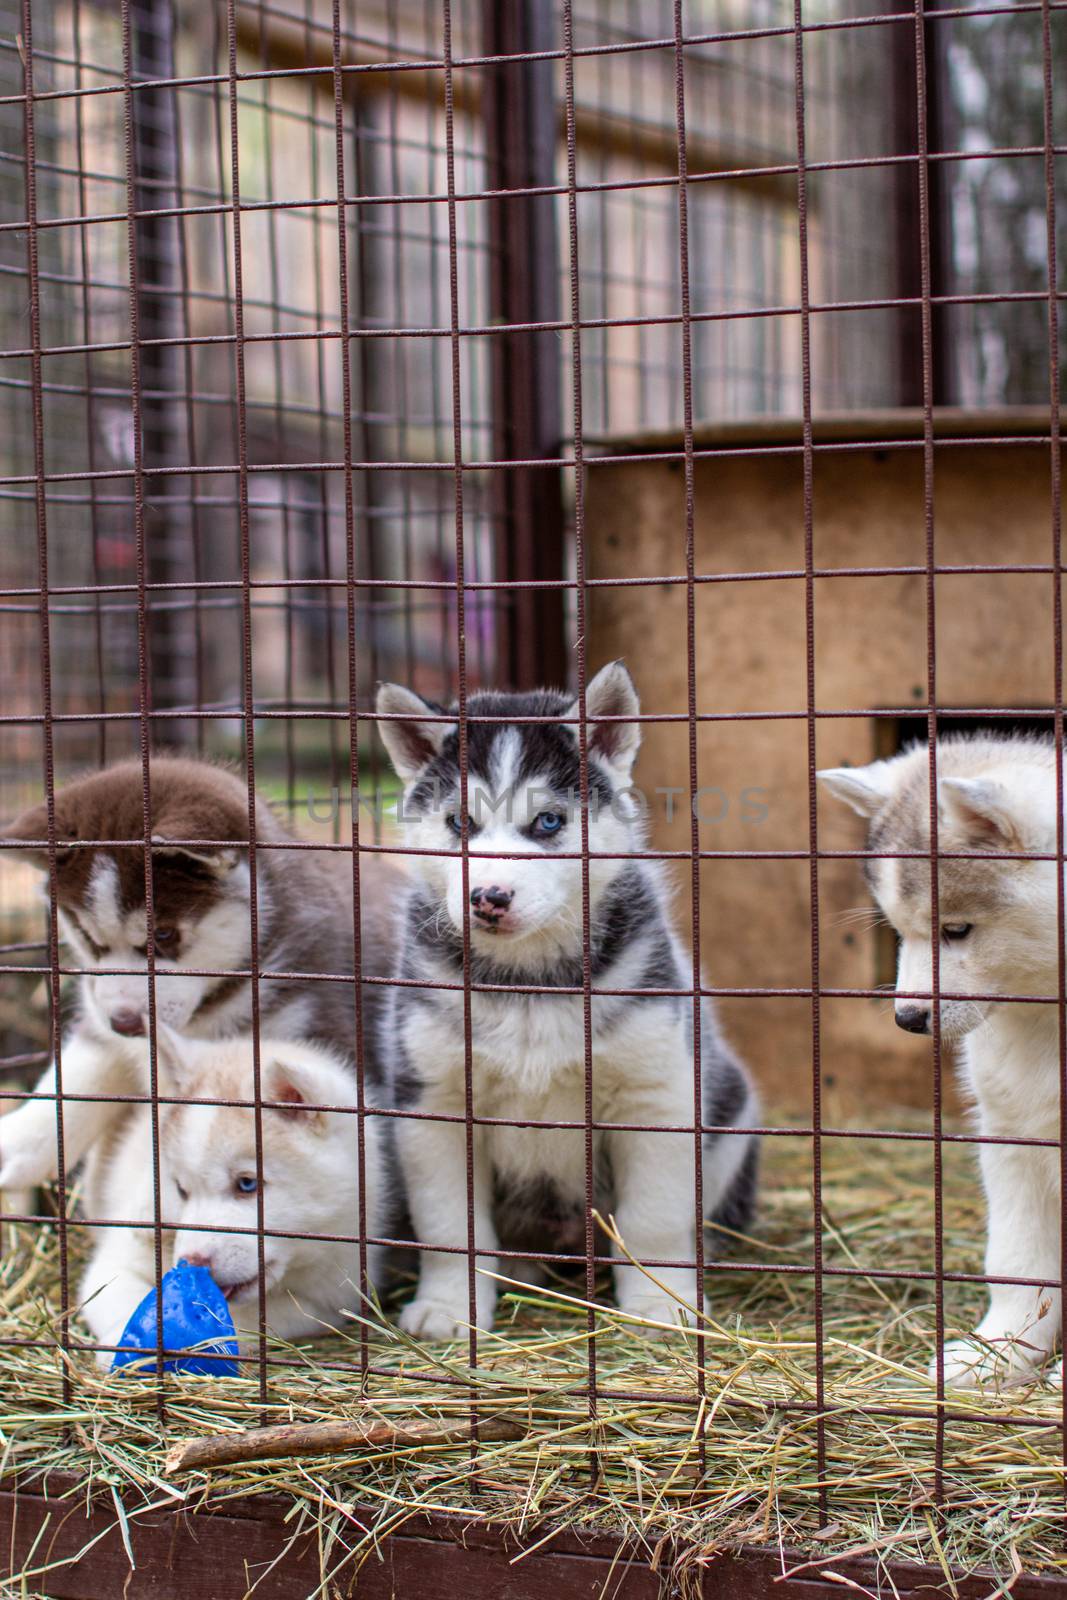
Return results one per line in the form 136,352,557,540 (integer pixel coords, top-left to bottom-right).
587,408,1059,1119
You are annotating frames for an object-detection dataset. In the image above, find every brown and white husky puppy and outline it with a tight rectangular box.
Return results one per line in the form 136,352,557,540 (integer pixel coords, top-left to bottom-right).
0,757,397,1194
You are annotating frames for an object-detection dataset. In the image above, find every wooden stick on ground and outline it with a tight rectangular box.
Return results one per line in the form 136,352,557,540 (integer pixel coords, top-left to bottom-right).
164,1414,525,1475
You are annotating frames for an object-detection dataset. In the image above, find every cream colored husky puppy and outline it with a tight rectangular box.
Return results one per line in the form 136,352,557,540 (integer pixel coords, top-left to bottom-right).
820,735,1066,1388
79,1027,385,1362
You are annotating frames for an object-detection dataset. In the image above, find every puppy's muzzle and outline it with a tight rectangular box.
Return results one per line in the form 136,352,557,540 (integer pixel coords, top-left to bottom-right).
895,1004,931,1036
470,884,514,928
109,1007,146,1038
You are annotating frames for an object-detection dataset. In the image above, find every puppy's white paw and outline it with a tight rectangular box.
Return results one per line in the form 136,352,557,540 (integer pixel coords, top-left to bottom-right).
617,1291,707,1334
0,1109,58,1191
933,1338,996,1389
399,1297,483,1342
932,1336,1042,1390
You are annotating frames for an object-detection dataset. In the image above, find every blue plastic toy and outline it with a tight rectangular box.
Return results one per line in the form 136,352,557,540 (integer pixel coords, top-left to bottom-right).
112,1259,239,1376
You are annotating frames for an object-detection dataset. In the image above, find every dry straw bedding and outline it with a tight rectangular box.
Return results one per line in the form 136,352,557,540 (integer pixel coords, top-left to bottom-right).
0,1127,1063,1594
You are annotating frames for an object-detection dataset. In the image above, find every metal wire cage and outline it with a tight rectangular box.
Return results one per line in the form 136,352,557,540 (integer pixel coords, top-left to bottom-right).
2,0,1067,1588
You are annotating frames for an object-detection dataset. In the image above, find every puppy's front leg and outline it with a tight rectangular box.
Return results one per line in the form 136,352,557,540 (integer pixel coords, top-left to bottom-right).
396,1107,498,1341
0,1030,134,1192
608,1048,703,1329
935,1137,1060,1388
80,1227,157,1370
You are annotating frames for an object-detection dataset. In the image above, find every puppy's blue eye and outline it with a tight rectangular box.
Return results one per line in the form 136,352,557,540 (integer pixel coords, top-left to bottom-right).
445,813,477,837
942,923,973,942
235,1174,258,1196
533,811,564,836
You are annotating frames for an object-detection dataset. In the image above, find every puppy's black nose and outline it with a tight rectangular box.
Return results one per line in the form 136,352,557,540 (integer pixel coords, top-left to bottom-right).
109,1007,146,1038
470,885,513,911
895,1005,930,1035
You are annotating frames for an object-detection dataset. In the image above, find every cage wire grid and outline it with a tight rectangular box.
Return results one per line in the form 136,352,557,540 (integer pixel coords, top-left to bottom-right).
0,0,1066,1564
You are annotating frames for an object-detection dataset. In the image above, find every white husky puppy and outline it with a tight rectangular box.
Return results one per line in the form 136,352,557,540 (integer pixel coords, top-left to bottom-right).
376,661,759,1341
820,735,1066,1387
79,1028,385,1361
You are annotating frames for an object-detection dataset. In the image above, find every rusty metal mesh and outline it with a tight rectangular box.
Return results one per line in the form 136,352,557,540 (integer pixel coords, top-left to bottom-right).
0,0,1064,1527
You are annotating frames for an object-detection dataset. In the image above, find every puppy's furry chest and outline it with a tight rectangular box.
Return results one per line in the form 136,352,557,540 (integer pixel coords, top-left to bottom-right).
964,1013,1062,1139
483,1075,594,1202
398,995,681,1204
404,986,639,1095
471,988,589,1078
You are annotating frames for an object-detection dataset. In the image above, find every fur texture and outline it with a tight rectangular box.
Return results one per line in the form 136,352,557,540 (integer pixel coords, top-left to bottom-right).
376,662,759,1340
0,757,397,1193
820,735,1065,1386
79,1028,386,1361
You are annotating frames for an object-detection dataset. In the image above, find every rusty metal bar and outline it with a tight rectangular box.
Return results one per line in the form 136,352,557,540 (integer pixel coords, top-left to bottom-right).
2,1,1065,1584
481,0,567,692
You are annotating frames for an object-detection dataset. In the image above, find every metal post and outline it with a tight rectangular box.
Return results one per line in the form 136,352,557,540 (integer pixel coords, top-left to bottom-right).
923,4,952,405
482,0,568,692
131,0,194,739
893,0,950,406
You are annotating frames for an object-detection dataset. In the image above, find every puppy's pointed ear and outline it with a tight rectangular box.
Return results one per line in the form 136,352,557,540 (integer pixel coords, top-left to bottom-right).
375,683,451,782
1,798,75,871
150,835,241,876
817,762,894,819
265,1058,328,1128
939,777,1020,849
148,764,250,875
568,661,641,777
150,1022,196,1093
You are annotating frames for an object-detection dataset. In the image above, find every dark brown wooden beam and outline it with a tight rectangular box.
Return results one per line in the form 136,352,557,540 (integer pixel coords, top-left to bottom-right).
4,1477,1067,1600
481,0,568,692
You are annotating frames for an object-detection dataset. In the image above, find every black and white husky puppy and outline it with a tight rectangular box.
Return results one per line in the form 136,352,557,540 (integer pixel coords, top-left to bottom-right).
376,662,759,1339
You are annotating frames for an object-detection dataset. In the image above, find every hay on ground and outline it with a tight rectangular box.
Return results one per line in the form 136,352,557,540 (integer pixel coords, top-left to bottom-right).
0,1125,1062,1593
